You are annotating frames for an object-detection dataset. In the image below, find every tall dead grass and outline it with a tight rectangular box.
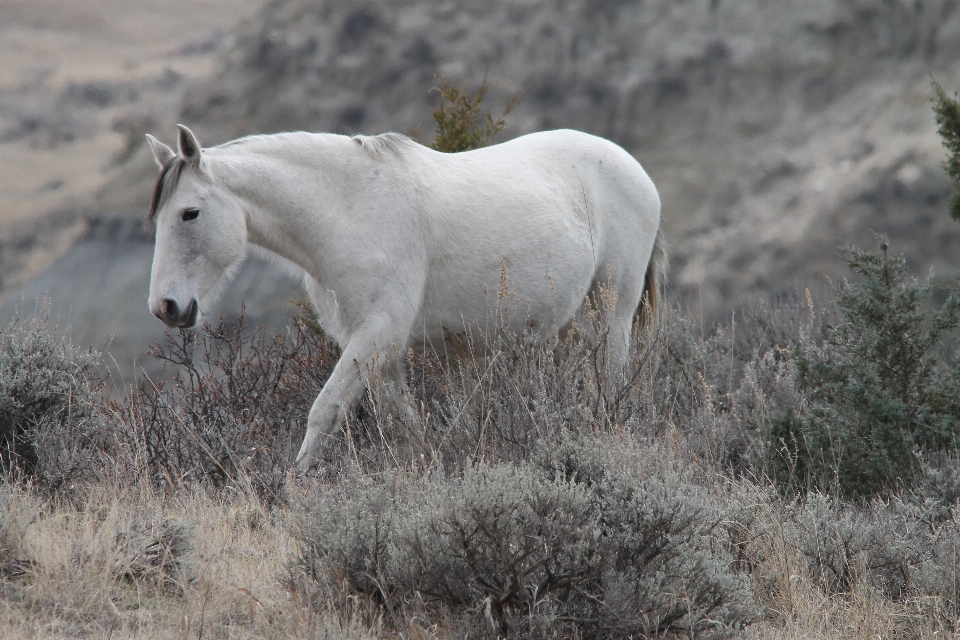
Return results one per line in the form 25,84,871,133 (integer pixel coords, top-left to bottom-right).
0,479,386,639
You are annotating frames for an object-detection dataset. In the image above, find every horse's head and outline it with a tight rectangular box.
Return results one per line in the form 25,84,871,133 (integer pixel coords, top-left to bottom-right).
145,125,247,328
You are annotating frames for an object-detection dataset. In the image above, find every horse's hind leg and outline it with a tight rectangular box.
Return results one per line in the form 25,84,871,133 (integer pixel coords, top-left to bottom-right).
603,302,636,389
584,275,640,385
368,352,424,461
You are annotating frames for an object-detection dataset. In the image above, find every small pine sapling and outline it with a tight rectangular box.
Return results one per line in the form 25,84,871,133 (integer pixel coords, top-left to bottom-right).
770,238,960,498
932,79,960,221
429,73,522,153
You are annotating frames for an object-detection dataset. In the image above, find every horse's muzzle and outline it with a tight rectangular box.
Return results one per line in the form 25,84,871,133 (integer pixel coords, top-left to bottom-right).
155,297,199,328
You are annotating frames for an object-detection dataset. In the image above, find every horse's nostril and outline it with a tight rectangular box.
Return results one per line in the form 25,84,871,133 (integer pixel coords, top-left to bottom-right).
161,297,179,320
184,299,199,326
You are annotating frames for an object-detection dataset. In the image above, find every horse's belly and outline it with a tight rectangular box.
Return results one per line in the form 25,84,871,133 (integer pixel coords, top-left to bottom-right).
412,245,596,352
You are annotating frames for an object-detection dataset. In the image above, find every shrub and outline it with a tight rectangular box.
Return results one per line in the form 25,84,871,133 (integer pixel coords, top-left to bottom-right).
111,512,195,596
911,452,960,524
534,433,757,636
932,79,960,222
429,74,521,153
415,322,605,470
0,304,106,485
290,434,756,638
910,506,960,626
788,493,960,624
781,494,919,597
646,293,833,475
729,480,960,634
120,312,336,502
769,239,960,498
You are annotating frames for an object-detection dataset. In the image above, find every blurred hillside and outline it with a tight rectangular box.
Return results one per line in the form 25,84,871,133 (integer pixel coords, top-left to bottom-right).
0,0,265,379
5,0,960,374
161,0,960,308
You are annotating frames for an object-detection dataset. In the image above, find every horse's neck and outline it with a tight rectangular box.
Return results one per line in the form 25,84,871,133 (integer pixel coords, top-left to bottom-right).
217,142,350,277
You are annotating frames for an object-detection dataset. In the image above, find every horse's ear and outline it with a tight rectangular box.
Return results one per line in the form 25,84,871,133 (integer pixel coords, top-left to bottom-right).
145,134,175,170
176,124,205,169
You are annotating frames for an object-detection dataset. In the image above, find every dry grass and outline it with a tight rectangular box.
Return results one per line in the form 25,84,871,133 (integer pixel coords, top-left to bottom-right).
0,480,383,640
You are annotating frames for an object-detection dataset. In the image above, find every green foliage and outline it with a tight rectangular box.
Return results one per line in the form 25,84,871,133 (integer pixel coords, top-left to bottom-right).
912,452,960,524
0,306,105,483
769,239,960,497
291,435,756,638
429,74,520,153
932,79,960,222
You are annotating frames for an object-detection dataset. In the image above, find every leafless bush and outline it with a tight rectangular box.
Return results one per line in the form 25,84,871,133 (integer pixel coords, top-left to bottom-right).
117,311,337,502
408,322,611,471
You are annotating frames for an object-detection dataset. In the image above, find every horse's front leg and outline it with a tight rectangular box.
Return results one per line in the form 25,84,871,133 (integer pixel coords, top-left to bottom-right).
294,326,410,472
294,355,362,472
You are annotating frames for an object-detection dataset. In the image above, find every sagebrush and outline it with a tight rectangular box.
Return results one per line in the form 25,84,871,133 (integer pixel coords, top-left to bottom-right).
291,434,756,638
0,302,106,487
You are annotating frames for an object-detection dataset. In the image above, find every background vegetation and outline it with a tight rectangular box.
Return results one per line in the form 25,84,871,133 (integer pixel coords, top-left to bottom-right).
1,78,960,638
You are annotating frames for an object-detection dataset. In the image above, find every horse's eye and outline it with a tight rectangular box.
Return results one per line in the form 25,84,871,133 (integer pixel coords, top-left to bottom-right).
182,208,200,221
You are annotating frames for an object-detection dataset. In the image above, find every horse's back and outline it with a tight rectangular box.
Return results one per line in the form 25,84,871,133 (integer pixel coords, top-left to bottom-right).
437,129,658,238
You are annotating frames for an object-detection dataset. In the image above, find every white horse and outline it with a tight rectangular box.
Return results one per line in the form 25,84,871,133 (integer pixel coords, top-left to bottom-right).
145,124,663,471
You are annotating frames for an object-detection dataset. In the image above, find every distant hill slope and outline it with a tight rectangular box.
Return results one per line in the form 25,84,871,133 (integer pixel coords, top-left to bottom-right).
7,0,960,372
173,0,960,312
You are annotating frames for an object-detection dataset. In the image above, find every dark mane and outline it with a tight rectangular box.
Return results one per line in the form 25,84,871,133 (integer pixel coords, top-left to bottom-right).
147,157,186,225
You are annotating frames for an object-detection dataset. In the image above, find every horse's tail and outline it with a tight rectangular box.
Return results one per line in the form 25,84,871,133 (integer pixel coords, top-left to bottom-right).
637,227,667,335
